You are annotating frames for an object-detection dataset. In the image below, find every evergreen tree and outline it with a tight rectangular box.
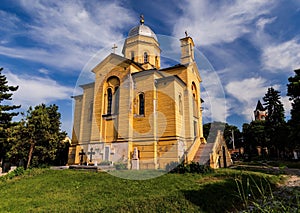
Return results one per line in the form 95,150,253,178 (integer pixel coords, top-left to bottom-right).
263,87,285,125
8,104,67,168
287,69,300,150
263,87,287,158
0,67,20,163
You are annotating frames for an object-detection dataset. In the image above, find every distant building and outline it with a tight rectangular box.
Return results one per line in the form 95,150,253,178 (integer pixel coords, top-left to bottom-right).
254,100,267,121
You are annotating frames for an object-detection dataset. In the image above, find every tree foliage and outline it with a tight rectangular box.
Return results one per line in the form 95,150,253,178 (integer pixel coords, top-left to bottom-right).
223,123,242,149
287,69,300,150
0,67,20,162
8,104,69,168
263,87,285,125
262,87,287,157
242,121,267,158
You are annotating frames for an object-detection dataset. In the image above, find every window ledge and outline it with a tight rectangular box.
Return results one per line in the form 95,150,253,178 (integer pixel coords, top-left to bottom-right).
102,114,118,120
134,114,145,118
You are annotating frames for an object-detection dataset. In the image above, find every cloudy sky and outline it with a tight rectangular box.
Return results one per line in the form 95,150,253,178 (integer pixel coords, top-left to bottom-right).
1,0,299,135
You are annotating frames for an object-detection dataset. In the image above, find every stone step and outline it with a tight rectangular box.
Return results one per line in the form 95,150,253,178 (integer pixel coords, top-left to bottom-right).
193,143,215,165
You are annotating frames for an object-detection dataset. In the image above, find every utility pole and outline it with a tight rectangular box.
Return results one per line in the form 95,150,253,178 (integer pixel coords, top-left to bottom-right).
231,130,235,150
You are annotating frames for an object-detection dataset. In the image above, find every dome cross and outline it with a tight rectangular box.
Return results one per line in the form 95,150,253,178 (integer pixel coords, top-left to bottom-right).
140,14,144,25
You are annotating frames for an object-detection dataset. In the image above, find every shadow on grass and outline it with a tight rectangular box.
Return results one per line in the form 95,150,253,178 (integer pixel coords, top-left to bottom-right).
232,165,286,175
182,179,241,213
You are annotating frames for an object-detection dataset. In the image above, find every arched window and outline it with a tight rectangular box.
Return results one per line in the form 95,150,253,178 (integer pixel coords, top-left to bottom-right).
144,52,148,63
114,86,120,114
192,83,198,117
131,51,135,61
138,93,145,115
105,76,120,115
107,88,112,115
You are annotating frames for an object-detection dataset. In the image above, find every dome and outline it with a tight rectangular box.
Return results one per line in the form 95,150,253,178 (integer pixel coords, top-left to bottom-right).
128,24,158,41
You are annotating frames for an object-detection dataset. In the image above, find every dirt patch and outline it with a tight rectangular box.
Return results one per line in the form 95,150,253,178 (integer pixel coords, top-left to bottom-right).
284,175,300,187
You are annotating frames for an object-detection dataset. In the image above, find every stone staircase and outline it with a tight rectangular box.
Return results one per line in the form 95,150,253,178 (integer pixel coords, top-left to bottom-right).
193,130,232,168
193,143,214,165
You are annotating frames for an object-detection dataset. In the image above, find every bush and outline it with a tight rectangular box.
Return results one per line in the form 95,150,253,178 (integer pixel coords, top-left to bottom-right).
0,166,25,181
99,161,112,166
166,161,213,174
114,163,127,170
13,167,25,176
165,161,179,172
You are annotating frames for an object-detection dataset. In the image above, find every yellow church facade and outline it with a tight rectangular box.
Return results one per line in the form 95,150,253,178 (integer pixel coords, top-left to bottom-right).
68,18,208,169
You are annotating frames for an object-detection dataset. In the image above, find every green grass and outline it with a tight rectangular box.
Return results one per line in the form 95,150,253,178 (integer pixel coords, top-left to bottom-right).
0,169,285,212
267,161,300,169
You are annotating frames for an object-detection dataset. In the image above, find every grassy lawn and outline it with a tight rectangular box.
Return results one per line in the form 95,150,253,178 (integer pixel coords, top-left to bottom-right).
0,168,286,212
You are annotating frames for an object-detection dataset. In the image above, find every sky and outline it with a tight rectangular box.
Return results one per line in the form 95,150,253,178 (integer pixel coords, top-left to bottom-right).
0,0,300,136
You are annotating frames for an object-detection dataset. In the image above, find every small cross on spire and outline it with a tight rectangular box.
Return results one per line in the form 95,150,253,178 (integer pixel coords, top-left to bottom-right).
140,14,144,25
185,31,188,37
112,44,118,53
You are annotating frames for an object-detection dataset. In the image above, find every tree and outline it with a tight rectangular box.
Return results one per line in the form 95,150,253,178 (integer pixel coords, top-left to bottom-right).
263,87,285,125
0,67,20,163
243,121,267,157
8,104,68,168
263,87,287,158
223,124,242,149
287,69,300,150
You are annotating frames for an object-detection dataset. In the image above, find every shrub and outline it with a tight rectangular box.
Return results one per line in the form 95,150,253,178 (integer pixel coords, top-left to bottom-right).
0,166,25,181
12,167,25,176
166,161,213,174
99,161,112,166
165,161,179,172
114,163,128,170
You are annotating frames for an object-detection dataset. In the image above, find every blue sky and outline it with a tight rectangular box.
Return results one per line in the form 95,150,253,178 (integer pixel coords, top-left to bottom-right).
0,0,300,136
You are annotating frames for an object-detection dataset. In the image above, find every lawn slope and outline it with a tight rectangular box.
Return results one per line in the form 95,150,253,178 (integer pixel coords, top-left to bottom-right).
0,169,281,212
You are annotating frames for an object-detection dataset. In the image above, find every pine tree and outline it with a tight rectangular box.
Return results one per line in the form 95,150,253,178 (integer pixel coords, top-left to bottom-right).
287,69,300,150
0,67,20,163
263,87,285,125
263,87,287,158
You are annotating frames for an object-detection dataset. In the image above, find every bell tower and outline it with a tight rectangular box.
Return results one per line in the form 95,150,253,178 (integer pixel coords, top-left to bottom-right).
122,15,161,69
180,32,195,65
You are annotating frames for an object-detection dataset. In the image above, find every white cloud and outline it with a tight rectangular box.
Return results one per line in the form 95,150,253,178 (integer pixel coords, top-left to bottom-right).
173,0,275,45
19,1,133,48
0,10,21,33
5,71,73,109
262,39,300,72
225,77,280,120
0,1,135,70
38,68,49,75
256,17,277,30
281,96,292,119
201,69,228,122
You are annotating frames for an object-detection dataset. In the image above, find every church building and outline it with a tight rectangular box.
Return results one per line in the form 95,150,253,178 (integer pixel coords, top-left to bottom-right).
68,17,211,169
